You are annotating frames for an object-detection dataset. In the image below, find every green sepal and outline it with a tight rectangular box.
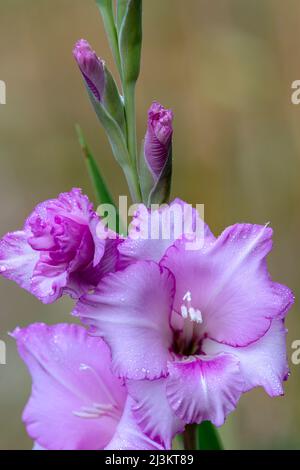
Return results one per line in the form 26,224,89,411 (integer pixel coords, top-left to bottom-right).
147,144,173,206
139,140,173,206
86,85,130,168
103,65,126,137
118,0,142,84
138,139,155,205
95,0,122,76
116,0,128,31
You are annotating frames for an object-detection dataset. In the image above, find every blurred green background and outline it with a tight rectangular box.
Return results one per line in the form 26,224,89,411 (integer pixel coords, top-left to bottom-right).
0,0,299,449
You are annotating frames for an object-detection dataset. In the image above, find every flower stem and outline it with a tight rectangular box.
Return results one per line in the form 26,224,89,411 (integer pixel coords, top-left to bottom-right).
123,80,141,201
183,424,197,450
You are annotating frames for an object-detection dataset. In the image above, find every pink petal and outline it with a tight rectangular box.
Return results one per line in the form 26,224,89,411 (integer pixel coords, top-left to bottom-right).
118,199,214,267
13,323,127,450
0,230,39,292
127,378,185,448
66,238,120,300
105,397,165,450
74,261,174,380
161,224,294,347
33,443,45,450
166,354,244,426
30,261,69,303
202,319,289,397
88,216,107,267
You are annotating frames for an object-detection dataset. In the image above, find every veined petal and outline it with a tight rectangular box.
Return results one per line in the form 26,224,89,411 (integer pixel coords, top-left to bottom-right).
202,319,289,397
161,224,294,347
30,261,69,303
127,378,185,448
166,355,244,426
105,397,166,450
118,199,214,267
74,261,174,380
13,323,126,450
0,230,39,292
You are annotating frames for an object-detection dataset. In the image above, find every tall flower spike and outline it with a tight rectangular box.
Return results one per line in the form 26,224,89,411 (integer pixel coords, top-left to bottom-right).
144,101,173,180
73,39,105,102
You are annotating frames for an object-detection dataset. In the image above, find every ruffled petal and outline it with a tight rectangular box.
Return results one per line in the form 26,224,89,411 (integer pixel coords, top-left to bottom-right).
105,397,165,450
13,323,127,450
127,378,185,448
161,224,294,347
88,216,107,267
166,355,244,426
118,199,215,267
74,261,174,380
66,238,120,300
30,261,69,303
0,231,39,292
202,319,289,397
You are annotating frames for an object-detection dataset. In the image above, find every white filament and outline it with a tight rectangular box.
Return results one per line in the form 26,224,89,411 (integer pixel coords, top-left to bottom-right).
181,291,203,323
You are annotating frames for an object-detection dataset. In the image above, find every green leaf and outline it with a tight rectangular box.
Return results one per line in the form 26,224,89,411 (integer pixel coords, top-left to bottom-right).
118,0,142,84
76,124,115,207
196,421,224,450
76,125,125,233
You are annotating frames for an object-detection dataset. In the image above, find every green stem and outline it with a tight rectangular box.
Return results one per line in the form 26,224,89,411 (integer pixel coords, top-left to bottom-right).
123,80,141,200
123,82,137,165
183,424,197,450
123,163,142,203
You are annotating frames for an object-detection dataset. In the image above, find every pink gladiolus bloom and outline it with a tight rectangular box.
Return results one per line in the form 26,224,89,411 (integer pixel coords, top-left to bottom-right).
13,323,165,450
74,201,294,446
144,101,173,179
73,39,105,102
0,188,117,303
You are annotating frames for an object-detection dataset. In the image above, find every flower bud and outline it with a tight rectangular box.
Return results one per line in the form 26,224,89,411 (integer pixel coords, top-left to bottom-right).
73,39,105,102
144,101,173,179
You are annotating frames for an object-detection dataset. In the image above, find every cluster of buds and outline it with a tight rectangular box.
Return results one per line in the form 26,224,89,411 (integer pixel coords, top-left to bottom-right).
73,1,173,207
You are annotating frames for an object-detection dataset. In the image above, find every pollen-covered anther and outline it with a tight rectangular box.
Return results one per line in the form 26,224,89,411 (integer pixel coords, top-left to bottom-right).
181,291,203,323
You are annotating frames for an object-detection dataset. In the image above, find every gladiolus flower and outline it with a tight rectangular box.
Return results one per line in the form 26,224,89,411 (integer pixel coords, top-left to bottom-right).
0,188,117,303
75,201,294,445
73,39,105,102
12,323,165,450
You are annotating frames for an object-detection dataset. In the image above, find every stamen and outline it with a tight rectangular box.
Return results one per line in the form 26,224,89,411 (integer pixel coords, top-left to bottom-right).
181,291,203,323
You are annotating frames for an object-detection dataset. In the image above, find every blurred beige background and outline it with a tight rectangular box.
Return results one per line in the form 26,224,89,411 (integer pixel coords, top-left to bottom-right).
0,0,299,449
